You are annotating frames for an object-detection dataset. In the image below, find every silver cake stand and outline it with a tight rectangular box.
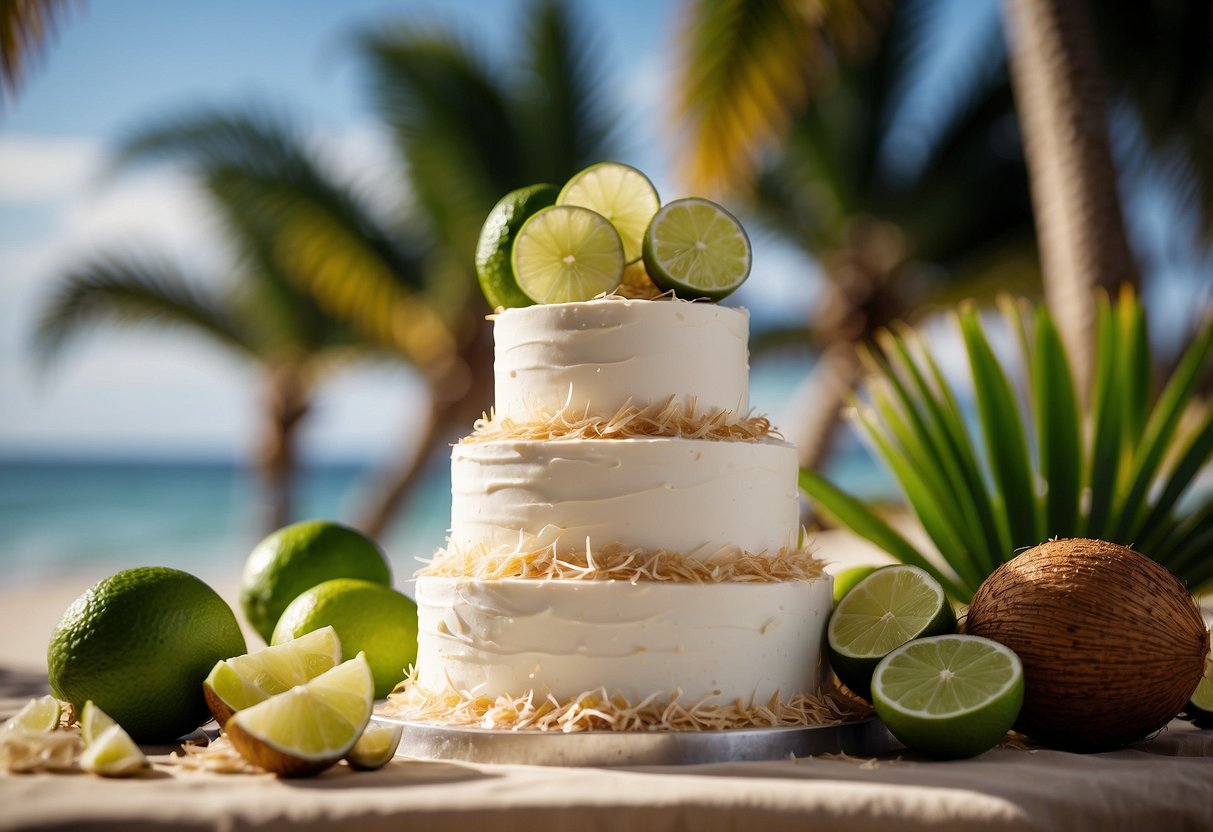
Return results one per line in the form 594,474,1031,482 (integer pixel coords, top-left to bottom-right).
376,715,901,767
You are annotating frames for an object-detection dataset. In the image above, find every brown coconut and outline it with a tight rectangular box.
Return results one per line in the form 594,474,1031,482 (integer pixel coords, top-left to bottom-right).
964,538,1209,751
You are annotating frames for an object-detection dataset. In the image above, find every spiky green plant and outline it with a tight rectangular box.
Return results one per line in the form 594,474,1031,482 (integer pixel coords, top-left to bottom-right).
800,290,1213,601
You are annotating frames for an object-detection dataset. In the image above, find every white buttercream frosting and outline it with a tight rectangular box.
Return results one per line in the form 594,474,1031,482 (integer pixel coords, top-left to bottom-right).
493,299,750,421
449,437,800,557
415,576,833,703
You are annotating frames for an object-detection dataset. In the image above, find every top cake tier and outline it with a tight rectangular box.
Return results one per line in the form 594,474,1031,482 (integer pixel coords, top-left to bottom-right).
493,299,749,421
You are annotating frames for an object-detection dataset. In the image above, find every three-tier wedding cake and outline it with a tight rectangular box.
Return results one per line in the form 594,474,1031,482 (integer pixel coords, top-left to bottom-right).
391,297,842,731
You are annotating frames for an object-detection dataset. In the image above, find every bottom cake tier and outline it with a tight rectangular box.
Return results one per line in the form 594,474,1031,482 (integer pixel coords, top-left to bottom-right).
411,576,834,706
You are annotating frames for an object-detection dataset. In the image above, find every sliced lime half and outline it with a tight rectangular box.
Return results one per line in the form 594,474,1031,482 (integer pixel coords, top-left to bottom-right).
512,205,624,304
827,564,955,700
872,634,1024,758
642,197,751,300
557,162,659,263
1183,658,1212,728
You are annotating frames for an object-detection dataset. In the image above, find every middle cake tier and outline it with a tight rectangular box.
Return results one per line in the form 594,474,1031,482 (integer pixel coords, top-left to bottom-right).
449,437,800,557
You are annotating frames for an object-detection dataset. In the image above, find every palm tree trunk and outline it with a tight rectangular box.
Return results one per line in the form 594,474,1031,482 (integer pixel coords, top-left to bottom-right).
782,343,864,473
356,321,495,538
258,364,310,531
1003,0,1140,393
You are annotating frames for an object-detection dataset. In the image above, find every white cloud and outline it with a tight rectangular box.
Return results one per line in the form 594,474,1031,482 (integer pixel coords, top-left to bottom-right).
0,135,105,203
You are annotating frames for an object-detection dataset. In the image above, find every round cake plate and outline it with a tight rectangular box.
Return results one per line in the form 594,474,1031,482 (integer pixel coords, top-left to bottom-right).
375,715,902,767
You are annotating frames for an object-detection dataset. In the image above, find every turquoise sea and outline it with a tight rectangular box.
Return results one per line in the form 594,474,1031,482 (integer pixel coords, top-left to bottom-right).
0,444,893,588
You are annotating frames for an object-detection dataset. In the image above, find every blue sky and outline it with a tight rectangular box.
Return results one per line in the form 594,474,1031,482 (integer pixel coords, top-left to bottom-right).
1,0,763,461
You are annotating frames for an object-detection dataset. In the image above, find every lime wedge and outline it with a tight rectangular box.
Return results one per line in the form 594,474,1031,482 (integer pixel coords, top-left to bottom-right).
204,625,343,726
3,695,61,733
80,722,147,777
476,183,559,310
557,162,659,263
1183,658,1212,728
345,720,402,771
872,634,1024,758
827,564,955,700
512,205,624,304
226,653,373,777
81,700,117,745
642,197,751,300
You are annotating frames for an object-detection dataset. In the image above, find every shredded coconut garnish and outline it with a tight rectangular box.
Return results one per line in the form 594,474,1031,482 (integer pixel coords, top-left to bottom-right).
0,725,82,773
419,540,825,583
384,675,870,733
169,734,266,775
465,397,774,444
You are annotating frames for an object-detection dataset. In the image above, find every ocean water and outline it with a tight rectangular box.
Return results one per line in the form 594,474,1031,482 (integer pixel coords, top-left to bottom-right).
0,445,893,587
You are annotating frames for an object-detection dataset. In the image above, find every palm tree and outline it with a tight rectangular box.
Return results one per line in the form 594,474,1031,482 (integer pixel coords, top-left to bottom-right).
675,0,1213,470
677,0,1037,469
344,0,620,535
34,107,444,530
0,0,81,104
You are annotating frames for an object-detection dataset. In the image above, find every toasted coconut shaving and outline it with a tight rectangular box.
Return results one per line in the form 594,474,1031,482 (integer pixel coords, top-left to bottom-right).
0,726,83,772
170,734,266,775
384,674,871,733
465,396,775,444
816,751,896,768
420,539,825,584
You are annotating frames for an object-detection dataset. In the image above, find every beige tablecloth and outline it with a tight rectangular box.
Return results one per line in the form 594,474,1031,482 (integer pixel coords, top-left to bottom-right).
3,705,1210,832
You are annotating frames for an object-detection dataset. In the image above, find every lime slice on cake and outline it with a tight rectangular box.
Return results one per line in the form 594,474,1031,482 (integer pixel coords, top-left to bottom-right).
225,653,374,777
642,197,752,300
3,695,61,734
557,162,659,263
827,564,955,700
872,634,1024,758
204,625,344,725
512,205,625,304
475,183,559,310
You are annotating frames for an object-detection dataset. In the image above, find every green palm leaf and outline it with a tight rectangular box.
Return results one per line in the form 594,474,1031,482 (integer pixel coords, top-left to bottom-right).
32,253,259,365
0,0,80,102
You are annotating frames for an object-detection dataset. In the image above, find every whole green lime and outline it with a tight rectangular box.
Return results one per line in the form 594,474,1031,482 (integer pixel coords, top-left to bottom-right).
241,520,391,643
47,567,246,743
271,578,418,699
475,183,559,310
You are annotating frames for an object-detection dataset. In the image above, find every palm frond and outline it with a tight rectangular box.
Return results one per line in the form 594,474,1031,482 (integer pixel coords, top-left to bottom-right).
1094,0,1213,245
32,253,259,366
359,24,527,256
518,0,619,181
675,0,891,194
0,0,80,101
801,291,1213,599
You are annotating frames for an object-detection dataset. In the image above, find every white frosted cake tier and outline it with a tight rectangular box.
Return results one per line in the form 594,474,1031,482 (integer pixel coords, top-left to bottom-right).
493,299,749,421
449,437,799,557
415,576,833,703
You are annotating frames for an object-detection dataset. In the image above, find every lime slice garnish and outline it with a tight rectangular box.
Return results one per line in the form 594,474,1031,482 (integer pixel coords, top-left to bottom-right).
556,162,659,263
226,653,374,777
642,197,752,300
80,722,147,777
345,720,403,771
827,564,955,700
204,626,344,725
872,634,1024,758
512,205,624,304
476,183,559,310
3,695,61,733
80,700,117,745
